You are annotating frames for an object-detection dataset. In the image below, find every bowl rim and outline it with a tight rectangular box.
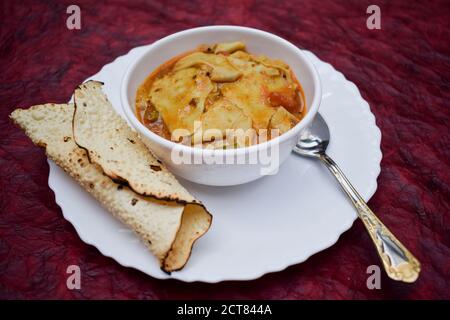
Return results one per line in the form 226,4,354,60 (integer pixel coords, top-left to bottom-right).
121,25,321,156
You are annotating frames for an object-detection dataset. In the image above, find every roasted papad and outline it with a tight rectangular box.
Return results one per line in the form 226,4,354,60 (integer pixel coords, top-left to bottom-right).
73,81,196,202
11,102,211,273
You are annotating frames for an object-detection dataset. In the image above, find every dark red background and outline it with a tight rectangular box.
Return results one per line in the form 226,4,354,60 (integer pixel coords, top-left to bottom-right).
0,0,449,299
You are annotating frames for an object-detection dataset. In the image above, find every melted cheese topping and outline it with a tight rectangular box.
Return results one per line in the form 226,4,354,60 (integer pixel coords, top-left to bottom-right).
269,106,300,134
221,72,275,130
150,68,214,134
136,42,305,147
200,98,252,138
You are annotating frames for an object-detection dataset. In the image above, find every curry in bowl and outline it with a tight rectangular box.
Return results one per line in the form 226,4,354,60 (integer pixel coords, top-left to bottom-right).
136,41,306,148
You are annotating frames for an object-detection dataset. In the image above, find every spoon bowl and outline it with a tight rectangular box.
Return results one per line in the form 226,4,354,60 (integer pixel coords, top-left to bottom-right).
294,113,329,158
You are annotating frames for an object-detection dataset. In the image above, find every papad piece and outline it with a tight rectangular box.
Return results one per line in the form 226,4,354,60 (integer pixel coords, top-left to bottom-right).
10,103,211,273
72,81,196,203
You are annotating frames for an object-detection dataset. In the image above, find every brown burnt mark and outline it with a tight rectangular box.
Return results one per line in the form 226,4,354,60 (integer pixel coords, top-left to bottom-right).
188,98,198,108
160,266,171,275
111,176,128,186
150,165,162,171
72,99,94,165
36,142,47,149
63,136,71,142
117,185,123,190
131,198,138,206
127,138,135,144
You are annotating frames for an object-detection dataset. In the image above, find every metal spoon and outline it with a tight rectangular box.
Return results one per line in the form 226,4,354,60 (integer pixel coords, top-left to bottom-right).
293,113,421,283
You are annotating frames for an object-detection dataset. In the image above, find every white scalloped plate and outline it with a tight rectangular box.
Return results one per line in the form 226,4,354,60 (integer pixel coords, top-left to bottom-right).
48,46,382,282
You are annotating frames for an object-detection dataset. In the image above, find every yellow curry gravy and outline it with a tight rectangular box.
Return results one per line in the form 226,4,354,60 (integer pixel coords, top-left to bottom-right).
135,42,306,147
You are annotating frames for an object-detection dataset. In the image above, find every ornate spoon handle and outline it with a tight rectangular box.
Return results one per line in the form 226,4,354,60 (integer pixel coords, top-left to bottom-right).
320,153,421,283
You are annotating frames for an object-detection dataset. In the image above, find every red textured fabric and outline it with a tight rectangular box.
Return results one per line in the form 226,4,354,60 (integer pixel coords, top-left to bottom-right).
0,0,449,300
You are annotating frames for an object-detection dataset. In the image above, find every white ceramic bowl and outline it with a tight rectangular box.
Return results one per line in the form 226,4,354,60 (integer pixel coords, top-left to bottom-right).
121,26,321,186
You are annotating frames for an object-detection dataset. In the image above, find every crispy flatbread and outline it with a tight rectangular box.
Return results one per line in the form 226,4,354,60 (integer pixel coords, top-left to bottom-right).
10,103,211,273
73,80,196,203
